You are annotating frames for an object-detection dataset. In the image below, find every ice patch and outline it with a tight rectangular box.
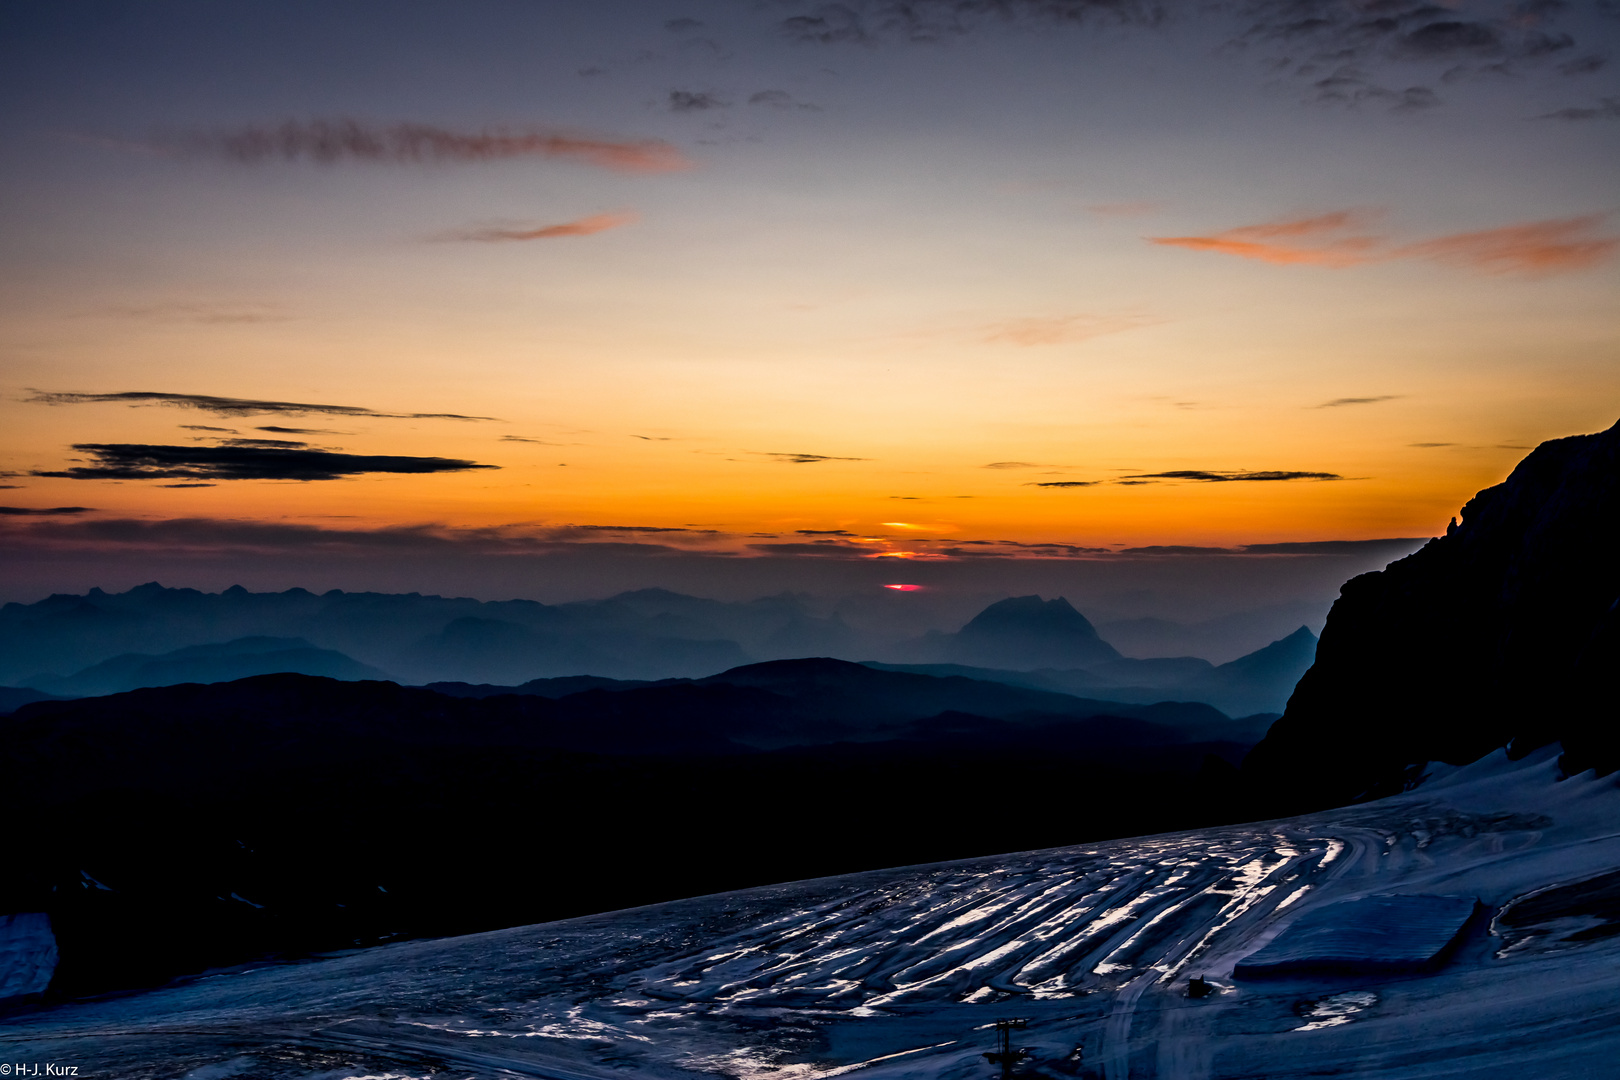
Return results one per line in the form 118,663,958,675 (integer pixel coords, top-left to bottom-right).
1294,990,1377,1031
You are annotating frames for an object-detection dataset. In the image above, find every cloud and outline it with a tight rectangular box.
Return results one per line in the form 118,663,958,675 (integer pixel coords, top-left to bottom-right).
561,524,719,534
1537,97,1620,120
778,1,1161,45
0,506,95,516
1410,442,1455,448
436,211,637,243
666,18,706,33
1151,211,1619,276
1120,469,1343,482
258,425,340,435
0,516,720,557
1395,215,1620,275
772,0,1600,112
501,435,563,445
28,390,498,421
1241,538,1429,555
747,540,873,556
669,90,727,112
1558,55,1607,76
760,452,869,464
34,444,497,482
748,90,821,110
797,529,858,536
180,424,236,433
105,301,290,324
1316,395,1401,408
1031,481,1100,488
983,461,1037,469
1149,211,1383,267
1398,20,1504,58
159,119,692,173
981,312,1155,346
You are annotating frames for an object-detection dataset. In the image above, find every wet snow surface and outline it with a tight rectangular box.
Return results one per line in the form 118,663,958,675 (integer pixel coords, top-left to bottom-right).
6,748,1619,1079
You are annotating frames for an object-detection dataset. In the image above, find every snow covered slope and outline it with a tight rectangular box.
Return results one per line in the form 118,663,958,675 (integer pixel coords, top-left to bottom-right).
3,747,1616,1079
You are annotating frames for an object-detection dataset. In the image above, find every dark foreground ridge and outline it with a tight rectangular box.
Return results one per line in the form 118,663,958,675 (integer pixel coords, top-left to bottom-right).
1244,417,1620,812
1,660,1259,1000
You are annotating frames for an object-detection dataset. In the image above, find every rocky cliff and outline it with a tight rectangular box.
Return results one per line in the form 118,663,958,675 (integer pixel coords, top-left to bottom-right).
1243,418,1620,812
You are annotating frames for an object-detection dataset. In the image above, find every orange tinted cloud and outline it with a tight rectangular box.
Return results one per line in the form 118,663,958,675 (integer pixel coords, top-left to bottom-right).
442,211,638,242
1396,215,1620,275
981,312,1155,345
1150,210,1617,275
171,119,692,173
1148,211,1382,267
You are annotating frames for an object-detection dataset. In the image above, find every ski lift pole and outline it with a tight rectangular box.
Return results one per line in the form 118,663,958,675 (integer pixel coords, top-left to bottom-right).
983,1018,1030,1079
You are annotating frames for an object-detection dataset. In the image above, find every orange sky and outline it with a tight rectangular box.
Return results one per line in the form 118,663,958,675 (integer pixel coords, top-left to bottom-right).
1,1,1616,578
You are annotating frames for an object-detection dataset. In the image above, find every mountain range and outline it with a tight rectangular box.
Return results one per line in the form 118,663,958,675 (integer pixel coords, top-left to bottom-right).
4,589,1317,716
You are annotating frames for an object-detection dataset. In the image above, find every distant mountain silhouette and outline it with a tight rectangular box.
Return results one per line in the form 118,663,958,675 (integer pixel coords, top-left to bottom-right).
1244,418,1620,811
869,624,1316,719
26,636,392,697
1,584,1310,711
945,595,1121,669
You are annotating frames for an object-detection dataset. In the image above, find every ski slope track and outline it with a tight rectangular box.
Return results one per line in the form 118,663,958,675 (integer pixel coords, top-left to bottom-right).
4,747,1617,1079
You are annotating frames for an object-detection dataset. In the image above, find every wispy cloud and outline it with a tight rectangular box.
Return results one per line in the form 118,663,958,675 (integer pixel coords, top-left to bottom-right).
0,505,95,516
1031,480,1100,488
1150,211,1619,276
34,444,497,482
1149,211,1383,267
669,90,727,112
1535,97,1620,121
982,461,1038,470
435,211,637,243
28,390,498,421
981,312,1155,346
258,425,340,435
748,90,820,110
500,435,563,445
157,119,692,173
759,452,869,464
1397,215,1620,275
1316,395,1401,408
1121,469,1343,482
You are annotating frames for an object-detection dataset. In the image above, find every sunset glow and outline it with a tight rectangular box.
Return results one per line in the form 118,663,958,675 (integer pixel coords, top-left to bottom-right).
1,1,1615,600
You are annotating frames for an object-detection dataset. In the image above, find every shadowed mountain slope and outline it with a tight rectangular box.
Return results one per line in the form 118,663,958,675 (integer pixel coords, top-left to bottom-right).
27,636,393,698
1244,418,1620,812
2,663,1257,997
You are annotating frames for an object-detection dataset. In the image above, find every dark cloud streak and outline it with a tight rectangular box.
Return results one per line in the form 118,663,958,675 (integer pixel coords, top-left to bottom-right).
29,390,498,422
1121,469,1343,482
159,119,691,173
34,444,497,482
0,506,95,516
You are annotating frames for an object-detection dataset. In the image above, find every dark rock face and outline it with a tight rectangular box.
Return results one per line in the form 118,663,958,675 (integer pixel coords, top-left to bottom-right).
946,595,1121,670
1244,418,1620,812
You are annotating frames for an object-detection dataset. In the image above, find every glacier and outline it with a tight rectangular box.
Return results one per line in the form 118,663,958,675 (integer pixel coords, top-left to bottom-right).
1,745,1616,1079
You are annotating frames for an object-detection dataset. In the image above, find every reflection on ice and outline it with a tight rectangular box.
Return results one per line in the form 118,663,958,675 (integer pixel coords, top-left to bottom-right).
1293,990,1378,1031
8,750,1618,1080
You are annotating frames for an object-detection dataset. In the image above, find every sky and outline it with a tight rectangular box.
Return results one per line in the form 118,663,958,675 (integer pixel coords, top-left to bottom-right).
1,0,1616,607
